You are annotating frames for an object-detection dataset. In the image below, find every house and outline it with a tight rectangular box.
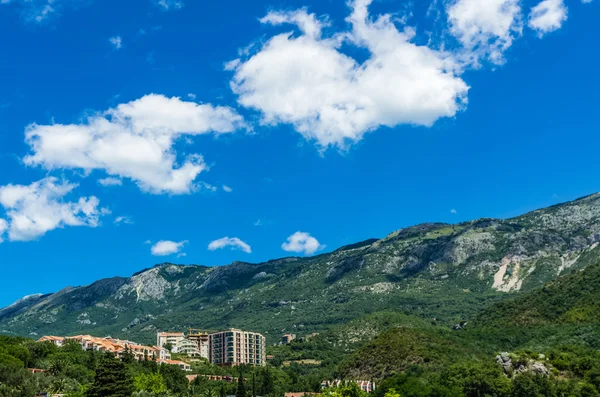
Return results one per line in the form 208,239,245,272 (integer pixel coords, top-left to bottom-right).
151,346,171,361
160,359,192,371
37,336,65,347
282,334,296,344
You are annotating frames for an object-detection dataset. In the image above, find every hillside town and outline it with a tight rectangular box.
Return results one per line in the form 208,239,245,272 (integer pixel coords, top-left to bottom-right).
37,328,267,370
34,330,376,395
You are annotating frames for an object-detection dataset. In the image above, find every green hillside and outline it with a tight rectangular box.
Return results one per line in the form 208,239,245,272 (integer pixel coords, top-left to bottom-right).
475,252,600,328
3,193,600,347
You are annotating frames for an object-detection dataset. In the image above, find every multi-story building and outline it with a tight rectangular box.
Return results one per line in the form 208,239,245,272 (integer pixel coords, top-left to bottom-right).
156,332,185,351
187,329,210,359
175,339,202,357
209,329,266,367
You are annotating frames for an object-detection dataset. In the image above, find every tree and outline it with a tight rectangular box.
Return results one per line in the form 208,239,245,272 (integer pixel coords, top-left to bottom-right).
86,354,134,397
49,357,69,376
122,345,135,364
134,372,167,394
159,363,189,395
236,371,246,397
252,372,257,397
260,367,274,396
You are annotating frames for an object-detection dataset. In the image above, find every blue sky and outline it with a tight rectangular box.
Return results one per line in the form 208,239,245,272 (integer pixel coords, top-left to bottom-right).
0,0,598,307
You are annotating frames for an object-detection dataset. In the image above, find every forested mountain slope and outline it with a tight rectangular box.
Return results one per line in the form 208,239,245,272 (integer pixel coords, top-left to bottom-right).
3,193,600,344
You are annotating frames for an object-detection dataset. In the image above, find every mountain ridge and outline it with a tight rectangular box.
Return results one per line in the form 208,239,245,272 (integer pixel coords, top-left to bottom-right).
3,192,600,344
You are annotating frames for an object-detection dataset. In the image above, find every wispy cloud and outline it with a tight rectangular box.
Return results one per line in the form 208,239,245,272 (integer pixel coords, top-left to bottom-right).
98,177,122,187
114,216,134,225
109,36,123,50
208,237,251,253
1,0,91,24
154,0,183,11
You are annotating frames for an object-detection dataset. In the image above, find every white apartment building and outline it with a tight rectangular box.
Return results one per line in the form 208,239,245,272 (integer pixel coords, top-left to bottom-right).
157,332,185,351
209,329,266,367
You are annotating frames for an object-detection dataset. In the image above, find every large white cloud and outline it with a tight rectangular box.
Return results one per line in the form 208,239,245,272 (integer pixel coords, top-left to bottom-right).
23,94,246,195
208,237,252,254
447,0,522,65
0,177,106,242
151,240,187,256
281,231,324,256
528,0,568,37
228,0,469,150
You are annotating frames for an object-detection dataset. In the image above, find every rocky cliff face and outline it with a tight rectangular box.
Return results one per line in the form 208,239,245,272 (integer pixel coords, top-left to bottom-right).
3,193,600,344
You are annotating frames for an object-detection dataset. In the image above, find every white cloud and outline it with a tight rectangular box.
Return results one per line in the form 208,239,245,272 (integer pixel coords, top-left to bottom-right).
208,237,252,254
151,240,187,256
114,216,134,225
187,93,197,100
109,36,123,50
222,185,233,193
155,0,183,10
528,0,568,36
254,219,263,227
582,0,593,3
450,208,457,214
98,177,123,187
281,231,324,255
24,94,246,195
447,0,522,65
228,0,469,150
0,218,8,243
0,177,106,241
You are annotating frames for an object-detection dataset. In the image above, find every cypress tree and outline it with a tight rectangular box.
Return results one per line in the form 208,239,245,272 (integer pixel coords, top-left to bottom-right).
236,370,246,397
261,367,274,396
86,353,134,397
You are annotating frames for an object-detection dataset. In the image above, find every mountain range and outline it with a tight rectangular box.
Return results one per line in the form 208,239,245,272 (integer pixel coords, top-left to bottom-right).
3,193,600,345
